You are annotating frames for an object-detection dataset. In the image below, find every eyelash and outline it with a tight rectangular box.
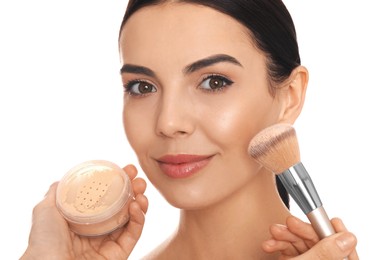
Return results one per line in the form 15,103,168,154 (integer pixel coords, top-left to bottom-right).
123,79,156,97
198,74,234,93
123,74,234,97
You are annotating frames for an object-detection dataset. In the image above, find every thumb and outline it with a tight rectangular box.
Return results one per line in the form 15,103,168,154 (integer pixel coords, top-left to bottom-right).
295,232,357,260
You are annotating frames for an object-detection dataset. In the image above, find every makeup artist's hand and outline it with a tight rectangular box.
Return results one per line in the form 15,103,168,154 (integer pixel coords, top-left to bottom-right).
262,215,359,260
20,164,148,260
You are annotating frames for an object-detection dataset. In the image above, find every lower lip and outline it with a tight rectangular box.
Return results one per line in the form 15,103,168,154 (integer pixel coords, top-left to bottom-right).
158,157,212,179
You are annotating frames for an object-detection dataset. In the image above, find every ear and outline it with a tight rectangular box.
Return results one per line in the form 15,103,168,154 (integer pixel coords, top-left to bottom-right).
277,66,309,124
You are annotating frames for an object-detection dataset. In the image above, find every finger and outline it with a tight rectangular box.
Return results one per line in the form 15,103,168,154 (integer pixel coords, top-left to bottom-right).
132,177,147,197
286,215,319,241
286,215,319,248
116,194,146,255
105,194,148,242
348,249,360,260
295,231,357,260
269,224,309,254
331,218,359,259
135,193,149,214
123,164,147,196
331,218,347,233
40,182,59,207
123,164,138,180
262,239,299,256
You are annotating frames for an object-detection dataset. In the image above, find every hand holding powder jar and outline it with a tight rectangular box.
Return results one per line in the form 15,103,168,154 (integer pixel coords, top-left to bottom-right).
56,160,134,236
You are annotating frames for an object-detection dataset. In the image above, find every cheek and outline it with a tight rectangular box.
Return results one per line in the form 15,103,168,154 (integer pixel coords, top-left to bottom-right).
123,106,159,185
122,104,153,156
204,93,278,150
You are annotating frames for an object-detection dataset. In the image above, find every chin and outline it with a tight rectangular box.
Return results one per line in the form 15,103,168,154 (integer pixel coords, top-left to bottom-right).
157,182,223,211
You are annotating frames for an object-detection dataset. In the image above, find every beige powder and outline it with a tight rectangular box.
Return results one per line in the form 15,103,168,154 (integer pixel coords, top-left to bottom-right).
56,161,132,236
59,167,124,217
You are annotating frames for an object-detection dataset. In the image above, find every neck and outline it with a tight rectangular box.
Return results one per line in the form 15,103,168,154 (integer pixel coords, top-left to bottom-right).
152,169,291,260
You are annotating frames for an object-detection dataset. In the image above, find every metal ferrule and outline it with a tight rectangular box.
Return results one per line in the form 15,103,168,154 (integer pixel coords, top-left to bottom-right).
278,162,322,214
278,162,337,241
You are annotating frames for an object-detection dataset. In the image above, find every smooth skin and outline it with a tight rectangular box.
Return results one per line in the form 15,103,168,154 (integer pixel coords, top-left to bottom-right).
119,2,358,260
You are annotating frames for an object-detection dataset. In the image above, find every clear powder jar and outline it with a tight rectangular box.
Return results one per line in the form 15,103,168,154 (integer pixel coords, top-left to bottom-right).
56,160,133,236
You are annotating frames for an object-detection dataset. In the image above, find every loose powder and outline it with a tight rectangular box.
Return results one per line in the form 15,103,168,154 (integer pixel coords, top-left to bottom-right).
56,160,133,236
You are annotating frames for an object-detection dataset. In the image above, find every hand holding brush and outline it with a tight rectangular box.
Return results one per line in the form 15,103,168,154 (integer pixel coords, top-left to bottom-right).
248,123,334,238
248,123,357,259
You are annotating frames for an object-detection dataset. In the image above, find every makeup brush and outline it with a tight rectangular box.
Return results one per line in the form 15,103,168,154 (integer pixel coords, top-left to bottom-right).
248,123,335,239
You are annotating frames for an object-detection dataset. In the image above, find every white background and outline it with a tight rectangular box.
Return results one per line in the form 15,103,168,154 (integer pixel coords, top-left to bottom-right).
0,0,388,259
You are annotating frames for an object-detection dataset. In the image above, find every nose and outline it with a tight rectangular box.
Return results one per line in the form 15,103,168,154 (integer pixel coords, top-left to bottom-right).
155,91,195,138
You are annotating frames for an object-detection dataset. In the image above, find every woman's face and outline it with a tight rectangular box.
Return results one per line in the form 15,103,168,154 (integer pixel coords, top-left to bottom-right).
120,3,285,209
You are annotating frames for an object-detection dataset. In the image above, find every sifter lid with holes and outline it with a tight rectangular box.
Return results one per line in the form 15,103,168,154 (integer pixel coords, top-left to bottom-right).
56,160,133,225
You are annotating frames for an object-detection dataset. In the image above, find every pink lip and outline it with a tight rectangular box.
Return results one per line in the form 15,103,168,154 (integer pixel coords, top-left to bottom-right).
156,154,213,179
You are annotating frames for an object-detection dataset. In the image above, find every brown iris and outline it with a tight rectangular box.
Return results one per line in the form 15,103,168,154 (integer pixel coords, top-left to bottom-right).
209,77,224,89
138,82,154,93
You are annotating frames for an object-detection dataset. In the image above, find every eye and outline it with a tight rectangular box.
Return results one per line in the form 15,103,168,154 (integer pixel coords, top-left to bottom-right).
124,80,157,96
199,74,234,92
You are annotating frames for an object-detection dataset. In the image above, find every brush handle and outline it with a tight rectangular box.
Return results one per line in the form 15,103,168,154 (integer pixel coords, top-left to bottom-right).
279,164,349,260
278,162,333,237
308,208,350,260
306,206,335,239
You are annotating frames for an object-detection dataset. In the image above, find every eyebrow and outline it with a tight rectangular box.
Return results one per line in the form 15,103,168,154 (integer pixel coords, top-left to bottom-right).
184,54,243,74
120,64,156,77
120,54,242,77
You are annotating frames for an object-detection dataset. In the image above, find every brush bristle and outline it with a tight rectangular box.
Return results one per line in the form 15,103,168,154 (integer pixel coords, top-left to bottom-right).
248,123,300,174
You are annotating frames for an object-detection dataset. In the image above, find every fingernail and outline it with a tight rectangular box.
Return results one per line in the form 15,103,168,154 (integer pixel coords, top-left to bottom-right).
266,239,276,246
264,239,277,246
336,233,355,251
274,224,287,230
